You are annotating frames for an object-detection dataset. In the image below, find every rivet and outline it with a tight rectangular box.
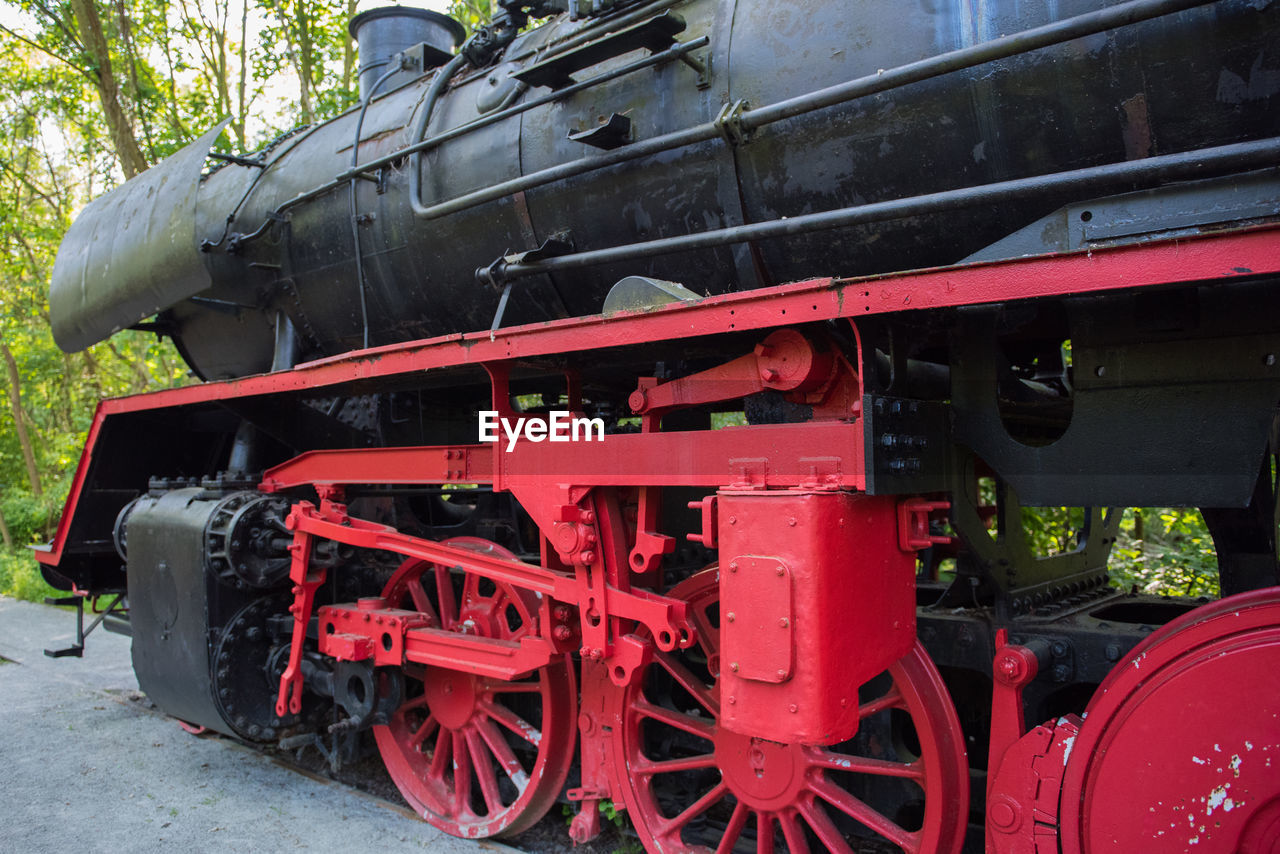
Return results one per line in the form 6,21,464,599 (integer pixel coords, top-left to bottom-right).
779,618,789,628
776,669,786,678
776,567,784,577
728,516,737,525
727,612,736,622
729,562,738,572
727,695,736,705
788,517,797,526
788,704,798,713
730,662,739,672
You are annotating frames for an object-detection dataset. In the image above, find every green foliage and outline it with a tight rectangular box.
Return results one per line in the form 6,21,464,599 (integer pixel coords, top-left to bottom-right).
447,0,494,34
1022,505,1220,598
1108,508,1220,598
0,548,60,602
0,0,367,603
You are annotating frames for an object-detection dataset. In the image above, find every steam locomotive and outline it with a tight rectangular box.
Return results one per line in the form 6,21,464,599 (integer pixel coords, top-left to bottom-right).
37,0,1280,851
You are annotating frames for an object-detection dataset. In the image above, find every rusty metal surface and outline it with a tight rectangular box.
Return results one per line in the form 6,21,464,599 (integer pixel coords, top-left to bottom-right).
48,120,230,352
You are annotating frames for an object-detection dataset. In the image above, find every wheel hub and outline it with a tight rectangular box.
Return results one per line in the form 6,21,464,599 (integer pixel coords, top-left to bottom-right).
715,730,804,807
422,666,478,730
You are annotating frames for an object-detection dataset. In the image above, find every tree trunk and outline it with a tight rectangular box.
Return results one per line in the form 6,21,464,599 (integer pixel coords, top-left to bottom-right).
235,0,249,150
1,342,43,498
295,0,314,123
69,0,149,178
342,0,357,96
0,499,12,549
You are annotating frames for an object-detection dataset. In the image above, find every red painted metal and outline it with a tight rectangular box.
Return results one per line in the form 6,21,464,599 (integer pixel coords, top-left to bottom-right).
986,715,1081,854
37,225,1279,571
1056,587,1280,854
260,420,867,492
372,544,578,839
716,490,920,745
278,496,692,652
567,658,624,845
610,568,969,854
628,328,838,415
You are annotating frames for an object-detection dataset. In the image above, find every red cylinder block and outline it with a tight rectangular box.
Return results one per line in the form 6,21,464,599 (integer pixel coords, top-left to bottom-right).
716,489,917,744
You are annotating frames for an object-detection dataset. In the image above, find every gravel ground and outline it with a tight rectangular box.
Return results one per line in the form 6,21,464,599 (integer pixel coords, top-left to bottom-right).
0,595,525,854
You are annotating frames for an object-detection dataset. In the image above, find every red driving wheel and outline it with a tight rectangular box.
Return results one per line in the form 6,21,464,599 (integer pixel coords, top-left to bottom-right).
1058,586,1280,854
373,537,577,838
610,567,969,853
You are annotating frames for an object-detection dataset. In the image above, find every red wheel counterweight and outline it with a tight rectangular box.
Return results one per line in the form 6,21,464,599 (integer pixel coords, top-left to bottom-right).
373,537,577,838
1058,586,1280,854
610,567,970,853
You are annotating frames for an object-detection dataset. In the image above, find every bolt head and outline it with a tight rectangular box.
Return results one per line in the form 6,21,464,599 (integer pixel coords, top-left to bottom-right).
730,662,739,672
990,799,1018,831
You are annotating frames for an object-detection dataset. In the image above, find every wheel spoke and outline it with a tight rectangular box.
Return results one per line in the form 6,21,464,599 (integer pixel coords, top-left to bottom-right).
810,774,919,853
716,800,751,854
634,698,716,743
428,724,452,780
399,692,431,712
653,650,719,717
858,687,904,720
690,601,720,661
409,714,439,750
475,717,530,789
435,564,457,628
480,698,542,746
757,812,775,854
660,781,729,837
466,727,505,816
635,751,719,778
811,748,925,783
798,798,856,854
778,811,810,854
452,731,472,812
408,578,436,621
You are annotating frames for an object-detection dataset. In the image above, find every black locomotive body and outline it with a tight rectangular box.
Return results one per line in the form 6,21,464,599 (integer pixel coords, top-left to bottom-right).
35,0,1280,852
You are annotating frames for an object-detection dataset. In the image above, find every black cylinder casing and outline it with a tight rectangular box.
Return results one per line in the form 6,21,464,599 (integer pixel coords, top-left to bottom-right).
48,0,1280,378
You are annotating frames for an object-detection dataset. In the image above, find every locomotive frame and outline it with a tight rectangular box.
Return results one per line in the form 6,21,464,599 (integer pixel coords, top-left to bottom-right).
31,0,1280,851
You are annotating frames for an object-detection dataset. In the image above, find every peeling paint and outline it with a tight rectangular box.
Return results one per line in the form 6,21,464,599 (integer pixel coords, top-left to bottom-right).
1062,735,1075,766
1207,783,1230,814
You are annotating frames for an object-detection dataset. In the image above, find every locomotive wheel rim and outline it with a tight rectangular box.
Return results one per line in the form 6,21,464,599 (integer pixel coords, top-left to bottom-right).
1058,587,1280,854
373,537,577,839
610,567,969,854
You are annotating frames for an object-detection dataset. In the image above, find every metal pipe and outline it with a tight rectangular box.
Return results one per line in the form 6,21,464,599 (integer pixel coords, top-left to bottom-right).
338,35,708,181
411,0,1218,221
408,52,470,218
492,138,1280,279
224,39,708,250
351,63,403,349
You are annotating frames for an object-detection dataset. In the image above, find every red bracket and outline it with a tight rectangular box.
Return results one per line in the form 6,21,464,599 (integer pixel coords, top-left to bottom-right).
686,494,718,548
629,486,675,573
898,497,952,551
